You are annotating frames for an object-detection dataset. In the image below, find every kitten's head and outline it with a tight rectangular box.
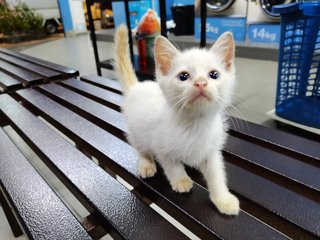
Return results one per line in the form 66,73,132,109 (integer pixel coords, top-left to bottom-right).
154,33,236,117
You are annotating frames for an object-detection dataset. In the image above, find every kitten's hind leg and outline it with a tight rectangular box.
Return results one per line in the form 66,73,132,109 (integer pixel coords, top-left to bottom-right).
138,153,157,178
161,160,193,193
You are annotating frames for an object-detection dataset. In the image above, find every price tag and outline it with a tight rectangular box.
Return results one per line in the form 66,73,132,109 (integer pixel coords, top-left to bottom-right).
248,24,280,44
195,17,246,42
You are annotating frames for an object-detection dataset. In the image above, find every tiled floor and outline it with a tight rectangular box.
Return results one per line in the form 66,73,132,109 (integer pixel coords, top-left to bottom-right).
0,33,279,239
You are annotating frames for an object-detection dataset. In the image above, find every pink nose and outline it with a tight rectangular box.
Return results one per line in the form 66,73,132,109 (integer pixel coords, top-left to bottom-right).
194,80,208,90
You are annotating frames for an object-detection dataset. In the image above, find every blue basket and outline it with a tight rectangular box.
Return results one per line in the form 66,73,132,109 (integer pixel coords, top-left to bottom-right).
273,2,320,129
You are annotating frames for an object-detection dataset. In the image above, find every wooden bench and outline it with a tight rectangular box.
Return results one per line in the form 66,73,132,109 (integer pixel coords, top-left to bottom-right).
0,48,79,93
1,75,319,239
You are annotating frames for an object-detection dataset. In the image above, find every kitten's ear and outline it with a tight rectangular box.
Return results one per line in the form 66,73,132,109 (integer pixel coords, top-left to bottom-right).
154,36,180,75
210,32,235,71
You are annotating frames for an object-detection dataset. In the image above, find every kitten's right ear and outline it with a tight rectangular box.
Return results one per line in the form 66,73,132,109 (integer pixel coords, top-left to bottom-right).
210,32,235,71
154,36,180,75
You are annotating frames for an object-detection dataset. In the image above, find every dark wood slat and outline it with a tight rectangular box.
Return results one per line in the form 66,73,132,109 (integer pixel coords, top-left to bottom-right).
59,79,123,111
226,161,320,237
0,72,23,92
15,88,290,240
0,53,62,79
225,135,320,192
0,94,188,240
0,61,43,84
80,75,122,95
229,117,320,163
37,83,127,135
0,128,91,240
0,48,79,77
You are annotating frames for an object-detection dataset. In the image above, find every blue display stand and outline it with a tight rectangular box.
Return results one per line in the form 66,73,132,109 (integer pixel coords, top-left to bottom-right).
195,17,246,42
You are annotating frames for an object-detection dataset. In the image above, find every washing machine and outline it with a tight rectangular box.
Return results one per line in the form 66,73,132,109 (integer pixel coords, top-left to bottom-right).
205,0,247,17
194,0,248,41
247,0,298,24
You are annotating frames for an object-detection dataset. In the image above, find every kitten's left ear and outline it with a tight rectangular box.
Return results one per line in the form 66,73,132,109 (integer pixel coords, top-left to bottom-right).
210,32,235,71
154,36,180,75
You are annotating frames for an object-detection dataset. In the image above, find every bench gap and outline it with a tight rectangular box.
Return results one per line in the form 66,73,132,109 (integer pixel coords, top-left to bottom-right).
0,188,24,237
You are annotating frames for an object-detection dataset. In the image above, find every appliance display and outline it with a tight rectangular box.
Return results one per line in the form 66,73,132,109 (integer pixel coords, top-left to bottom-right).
206,0,247,17
248,0,297,23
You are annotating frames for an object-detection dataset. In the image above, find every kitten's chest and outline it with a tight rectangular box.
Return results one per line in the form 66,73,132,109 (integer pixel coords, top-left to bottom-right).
180,127,216,163
160,118,224,167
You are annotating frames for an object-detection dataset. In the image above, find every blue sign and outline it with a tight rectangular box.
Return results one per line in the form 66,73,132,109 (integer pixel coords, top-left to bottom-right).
174,0,194,5
247,24,281,44
195,17,246,42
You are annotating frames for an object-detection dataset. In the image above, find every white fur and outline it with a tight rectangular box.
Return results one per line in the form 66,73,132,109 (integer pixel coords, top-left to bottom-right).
116,27,240,215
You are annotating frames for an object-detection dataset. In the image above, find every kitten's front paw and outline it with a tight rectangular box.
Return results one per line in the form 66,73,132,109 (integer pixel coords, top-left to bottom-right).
171,177,193,193
139,164,157,178
211,192,240,215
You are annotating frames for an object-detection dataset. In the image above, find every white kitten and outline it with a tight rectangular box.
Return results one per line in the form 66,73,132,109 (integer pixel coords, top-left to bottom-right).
114,25,240,215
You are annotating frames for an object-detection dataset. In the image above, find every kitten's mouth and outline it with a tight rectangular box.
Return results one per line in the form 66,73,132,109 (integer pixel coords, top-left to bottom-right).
190,92,210,103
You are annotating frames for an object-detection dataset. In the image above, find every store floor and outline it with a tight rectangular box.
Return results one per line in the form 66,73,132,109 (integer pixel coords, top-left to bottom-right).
0,33,278,239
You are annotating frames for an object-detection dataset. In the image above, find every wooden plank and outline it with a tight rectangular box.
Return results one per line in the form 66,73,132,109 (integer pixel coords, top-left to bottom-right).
80,75,122,94
0,71,24,92
59,79,123,111
229,117,320,163
0,60,43,84
37,83,127,136
225,135,320,192
0,94,188,240
0,48,79,77
0,53,62,80
15,87,290,240
0,128,91,240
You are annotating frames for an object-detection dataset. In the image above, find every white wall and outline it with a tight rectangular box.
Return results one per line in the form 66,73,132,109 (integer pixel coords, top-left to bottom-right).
69,0,87,34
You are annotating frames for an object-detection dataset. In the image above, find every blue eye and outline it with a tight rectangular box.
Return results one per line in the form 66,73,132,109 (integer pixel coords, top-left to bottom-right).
178,72,189,81
209,71,219,80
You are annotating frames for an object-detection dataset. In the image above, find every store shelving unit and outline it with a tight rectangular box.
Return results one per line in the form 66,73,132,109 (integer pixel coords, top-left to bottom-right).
85,0,208,79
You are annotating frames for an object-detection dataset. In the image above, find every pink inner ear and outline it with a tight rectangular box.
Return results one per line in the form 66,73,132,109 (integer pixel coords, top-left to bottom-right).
211,33,235,71
154,37,179,75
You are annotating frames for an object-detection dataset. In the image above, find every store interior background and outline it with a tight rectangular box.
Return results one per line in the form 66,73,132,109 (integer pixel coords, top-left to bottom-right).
0,0,285,127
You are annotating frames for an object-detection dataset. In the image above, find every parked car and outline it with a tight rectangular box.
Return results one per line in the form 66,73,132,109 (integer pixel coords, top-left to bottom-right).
6,0,61,34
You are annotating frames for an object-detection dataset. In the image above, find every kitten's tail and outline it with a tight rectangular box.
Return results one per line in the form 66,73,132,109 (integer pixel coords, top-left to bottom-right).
114,24,138,91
